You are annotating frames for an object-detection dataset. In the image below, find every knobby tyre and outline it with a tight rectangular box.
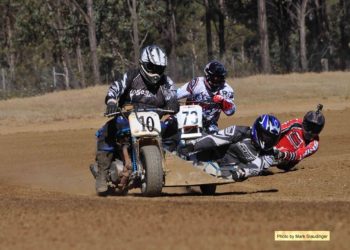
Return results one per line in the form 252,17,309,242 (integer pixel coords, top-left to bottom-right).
140,145,163,196
199,184,217,195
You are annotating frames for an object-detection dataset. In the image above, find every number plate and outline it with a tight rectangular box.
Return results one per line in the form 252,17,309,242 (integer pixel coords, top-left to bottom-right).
129,112,161,137
177,105,203,129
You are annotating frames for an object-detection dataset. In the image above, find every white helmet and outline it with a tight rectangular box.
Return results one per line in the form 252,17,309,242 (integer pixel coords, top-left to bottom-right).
139,45,167,85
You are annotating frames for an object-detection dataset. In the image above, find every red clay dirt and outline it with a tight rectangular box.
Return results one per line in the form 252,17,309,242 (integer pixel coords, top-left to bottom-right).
0,86,349,249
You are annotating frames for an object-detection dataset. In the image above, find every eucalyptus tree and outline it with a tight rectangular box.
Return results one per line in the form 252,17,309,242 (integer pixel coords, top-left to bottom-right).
66,0,101,85
267,0,294,73
258,0,271,73
286,0,312,72
339,0,350,70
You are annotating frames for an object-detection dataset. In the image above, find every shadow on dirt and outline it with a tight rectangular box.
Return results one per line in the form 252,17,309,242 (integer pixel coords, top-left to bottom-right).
121,188,279,197
261,168,298,176
95,188,279,198
162,188,279,197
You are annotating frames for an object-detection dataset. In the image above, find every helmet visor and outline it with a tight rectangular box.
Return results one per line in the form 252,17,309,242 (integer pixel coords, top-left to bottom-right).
303,121,323,134
259,130,280,150
209,75,225,87
144,62,166,75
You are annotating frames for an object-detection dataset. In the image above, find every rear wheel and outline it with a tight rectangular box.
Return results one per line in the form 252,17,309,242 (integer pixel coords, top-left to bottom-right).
140,145,163,196
200,184,217,195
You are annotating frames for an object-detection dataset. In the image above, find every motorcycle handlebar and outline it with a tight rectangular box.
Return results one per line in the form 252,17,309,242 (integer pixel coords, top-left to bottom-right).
104,108,176,117
179,100,218,105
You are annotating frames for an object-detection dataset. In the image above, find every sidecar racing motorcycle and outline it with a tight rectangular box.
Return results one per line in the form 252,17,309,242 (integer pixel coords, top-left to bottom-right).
90,104,235,196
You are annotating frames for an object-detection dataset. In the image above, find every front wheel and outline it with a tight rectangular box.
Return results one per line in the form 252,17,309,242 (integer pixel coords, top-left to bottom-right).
200,184,217,195
140,145,164,196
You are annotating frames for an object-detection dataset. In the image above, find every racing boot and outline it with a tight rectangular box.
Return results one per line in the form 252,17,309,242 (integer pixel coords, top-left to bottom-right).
231,168,247,182
232,167,259,182
95,151,113,195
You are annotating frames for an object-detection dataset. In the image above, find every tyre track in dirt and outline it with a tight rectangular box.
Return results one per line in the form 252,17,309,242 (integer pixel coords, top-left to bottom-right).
0,101,349,249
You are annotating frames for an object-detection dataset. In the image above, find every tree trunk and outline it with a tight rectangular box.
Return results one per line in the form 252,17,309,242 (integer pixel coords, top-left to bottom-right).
339,0,350,70
67,0,101,85
258,0,271,74
204,0,213,61
128,0,140,66
76,37,86,88
298,0,309,72
275,0,292,73
189,30,199,77
218,0,225,62
166,0,178,80
87,0,101,85
308,0,330,71
55,2,72,89
4,3,16,89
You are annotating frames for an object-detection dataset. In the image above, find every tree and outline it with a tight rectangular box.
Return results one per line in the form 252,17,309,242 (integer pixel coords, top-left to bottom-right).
68,0,101,85
128,0,140,65
258,0,271,73
3,1,16,87
268,0,294,73
306,0,331,71
204,0,213,60
217,0,226,61
287,0,311,72
339,0,350,69
46,0,75,89
1,0,350,99
165,0,178,79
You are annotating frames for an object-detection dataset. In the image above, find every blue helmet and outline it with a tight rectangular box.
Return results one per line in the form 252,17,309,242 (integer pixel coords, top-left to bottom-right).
251,114,281,151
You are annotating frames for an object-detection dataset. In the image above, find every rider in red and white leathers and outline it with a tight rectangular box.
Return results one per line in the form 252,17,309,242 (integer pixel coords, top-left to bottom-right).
273,104,325,170
176,61,236,134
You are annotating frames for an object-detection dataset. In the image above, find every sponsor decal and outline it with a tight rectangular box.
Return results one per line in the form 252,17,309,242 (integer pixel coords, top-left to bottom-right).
129,89,153,98
288,131,303,148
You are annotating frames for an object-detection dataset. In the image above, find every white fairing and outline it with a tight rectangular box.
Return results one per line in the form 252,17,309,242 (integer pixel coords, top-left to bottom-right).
177,105,203,139
129,112,161,137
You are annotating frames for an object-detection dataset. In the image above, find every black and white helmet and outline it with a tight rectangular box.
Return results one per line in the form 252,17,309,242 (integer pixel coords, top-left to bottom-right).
139,45,167,85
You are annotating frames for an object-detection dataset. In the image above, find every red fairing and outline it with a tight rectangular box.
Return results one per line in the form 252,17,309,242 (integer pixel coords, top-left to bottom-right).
276,118,320,162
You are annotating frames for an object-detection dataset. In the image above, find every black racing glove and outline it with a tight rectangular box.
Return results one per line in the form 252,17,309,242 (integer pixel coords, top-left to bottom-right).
105,102,118,115
273,148,286,159
177,140,195,157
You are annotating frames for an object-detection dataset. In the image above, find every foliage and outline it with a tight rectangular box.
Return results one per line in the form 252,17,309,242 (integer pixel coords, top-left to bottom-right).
0,0,349,99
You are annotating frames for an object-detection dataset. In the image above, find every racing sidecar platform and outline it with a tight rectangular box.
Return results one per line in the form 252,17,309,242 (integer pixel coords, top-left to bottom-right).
163,152,235,187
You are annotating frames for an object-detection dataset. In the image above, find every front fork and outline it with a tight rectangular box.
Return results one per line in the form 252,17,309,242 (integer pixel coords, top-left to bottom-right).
118,137,140,189
119,137,165,188
118,144,132,188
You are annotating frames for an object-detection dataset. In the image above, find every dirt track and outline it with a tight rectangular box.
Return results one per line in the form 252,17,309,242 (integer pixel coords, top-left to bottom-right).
1,75,350,249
